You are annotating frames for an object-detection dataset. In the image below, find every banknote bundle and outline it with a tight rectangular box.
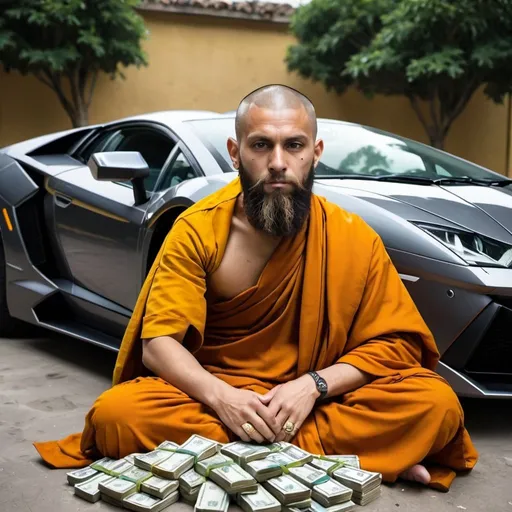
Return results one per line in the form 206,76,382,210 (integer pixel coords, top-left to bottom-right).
194,481,230,512
179,468,206,504
195,452,258,494
236,484,282,512
287,465,353,507
330,466,382,506
66,434,382,509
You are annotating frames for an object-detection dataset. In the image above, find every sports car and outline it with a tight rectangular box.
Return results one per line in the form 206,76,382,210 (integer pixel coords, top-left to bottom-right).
1,110,512,398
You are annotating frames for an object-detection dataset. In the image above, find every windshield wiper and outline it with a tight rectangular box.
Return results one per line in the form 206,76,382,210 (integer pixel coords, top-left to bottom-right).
432,177,512,187
316,174,512,186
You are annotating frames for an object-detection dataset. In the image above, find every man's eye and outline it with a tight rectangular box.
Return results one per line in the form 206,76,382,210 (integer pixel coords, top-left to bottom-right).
253,142,267,149
288,142,303,150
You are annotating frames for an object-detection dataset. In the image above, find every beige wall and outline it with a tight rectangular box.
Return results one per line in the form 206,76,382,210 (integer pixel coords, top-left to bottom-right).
0,10,509,175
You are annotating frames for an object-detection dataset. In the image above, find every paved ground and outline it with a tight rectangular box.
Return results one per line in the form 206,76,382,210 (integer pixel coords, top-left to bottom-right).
0,335,511,512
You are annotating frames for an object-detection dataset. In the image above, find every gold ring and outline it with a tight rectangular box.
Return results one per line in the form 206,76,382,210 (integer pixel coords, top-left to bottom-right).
283,421,295,434
242,422,256,435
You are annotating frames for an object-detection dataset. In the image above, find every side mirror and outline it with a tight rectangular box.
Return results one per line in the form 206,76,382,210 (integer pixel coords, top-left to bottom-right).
88,151,149,205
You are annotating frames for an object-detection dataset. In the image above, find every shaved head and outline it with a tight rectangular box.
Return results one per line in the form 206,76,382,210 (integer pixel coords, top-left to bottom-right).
235,84,317,140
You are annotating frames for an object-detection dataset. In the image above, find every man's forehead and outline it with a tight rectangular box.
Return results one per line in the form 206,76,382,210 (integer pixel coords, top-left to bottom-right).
240,104,314,138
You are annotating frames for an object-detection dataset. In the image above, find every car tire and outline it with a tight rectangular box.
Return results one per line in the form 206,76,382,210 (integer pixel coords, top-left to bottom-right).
0,236,29,337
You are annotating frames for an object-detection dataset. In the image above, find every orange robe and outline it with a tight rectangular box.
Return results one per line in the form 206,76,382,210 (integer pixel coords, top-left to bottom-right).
34,177,477,491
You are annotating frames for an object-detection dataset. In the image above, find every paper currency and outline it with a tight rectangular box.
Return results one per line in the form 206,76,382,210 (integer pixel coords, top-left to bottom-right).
91,456,133,476
350,486,381,506
195,453,234,477
74,472,112,502
331,467,381,493
312,478,353,507
123,490,180,512
288,498,312,509
180,467,207,493
102,492,124,508
221,441,271,464
310,455,360,474
134,450,173,471
152,451,195,479
140,475,179,499
237,484,282,512
99,476,137,501
66,466,99,485
243,455,286,482
180,434,220,461
209,462,257,494
262,474,311,505
194,481,230,512
287,465,329,488
280,444,313,465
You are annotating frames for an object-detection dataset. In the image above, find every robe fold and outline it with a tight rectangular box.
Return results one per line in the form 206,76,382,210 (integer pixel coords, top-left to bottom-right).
34,177,478,492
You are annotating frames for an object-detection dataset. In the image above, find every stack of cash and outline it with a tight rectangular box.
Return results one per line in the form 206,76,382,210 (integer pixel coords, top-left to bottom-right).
262,474,311,506
140,475,179,499
310,455,360,473
194,481,230,512
196,453,257,494
66,434,381,509
134,441,179,470
221,442,271,464
180,434,221,461
123,490,180,512
236,484,281,512
179,468,206,504
243,452,293,482
330,467,382,506
73,472,113,502
287,465,353,506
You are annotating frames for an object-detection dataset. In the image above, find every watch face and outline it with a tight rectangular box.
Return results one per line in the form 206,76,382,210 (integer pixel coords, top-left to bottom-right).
319,381,328,393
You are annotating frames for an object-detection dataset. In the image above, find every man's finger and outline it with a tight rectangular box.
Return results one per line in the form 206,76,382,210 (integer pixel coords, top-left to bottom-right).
256,402,281,437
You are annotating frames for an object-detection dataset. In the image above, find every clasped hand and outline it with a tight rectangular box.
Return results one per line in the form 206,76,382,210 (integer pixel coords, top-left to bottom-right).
212,375,318,443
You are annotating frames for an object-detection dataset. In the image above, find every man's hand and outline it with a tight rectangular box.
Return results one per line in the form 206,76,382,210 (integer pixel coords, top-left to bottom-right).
257,375,318,442
210,387,280,444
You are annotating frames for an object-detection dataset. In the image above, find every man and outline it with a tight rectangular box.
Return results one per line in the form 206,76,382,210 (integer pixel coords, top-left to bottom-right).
34,84,477,492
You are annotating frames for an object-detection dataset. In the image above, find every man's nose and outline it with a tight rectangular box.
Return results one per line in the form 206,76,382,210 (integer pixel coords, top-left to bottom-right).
268,145,287,174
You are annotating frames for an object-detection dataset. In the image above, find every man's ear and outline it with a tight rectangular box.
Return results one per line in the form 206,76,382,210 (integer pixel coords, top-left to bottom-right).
313,139,324,168
227,137,240,170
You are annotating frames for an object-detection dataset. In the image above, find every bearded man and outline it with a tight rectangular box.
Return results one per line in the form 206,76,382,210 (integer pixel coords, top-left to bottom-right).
34,85,477,492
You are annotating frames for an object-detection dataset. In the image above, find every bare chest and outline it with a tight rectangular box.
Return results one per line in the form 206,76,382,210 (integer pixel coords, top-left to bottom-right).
207,222,280,302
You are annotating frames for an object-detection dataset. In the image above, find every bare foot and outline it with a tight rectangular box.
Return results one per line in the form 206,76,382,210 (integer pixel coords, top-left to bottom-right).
399,464,431,485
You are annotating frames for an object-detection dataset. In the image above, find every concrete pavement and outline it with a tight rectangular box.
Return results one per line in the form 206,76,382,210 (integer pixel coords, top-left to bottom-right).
0,335,511,512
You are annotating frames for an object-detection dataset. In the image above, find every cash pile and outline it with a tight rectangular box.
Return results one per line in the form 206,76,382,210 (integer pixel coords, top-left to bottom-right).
66,435,382,510
330,467,382,506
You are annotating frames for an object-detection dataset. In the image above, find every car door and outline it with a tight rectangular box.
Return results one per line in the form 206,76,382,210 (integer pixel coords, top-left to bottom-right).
45,123,176,337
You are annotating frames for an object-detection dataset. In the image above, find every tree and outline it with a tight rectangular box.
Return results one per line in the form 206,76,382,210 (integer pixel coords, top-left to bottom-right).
286,0,512,149
0,0,148,128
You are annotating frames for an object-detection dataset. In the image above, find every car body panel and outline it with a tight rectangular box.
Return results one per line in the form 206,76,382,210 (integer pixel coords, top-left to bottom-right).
2,112,512,398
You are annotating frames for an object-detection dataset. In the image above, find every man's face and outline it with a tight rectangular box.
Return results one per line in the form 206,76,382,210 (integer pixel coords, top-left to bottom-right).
228,104,324,237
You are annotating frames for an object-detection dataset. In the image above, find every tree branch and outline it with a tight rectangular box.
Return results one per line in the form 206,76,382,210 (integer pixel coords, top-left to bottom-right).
441,77,479,136
46,71,77,126
34,71,53,89
407,94,432,137
86,69,98,109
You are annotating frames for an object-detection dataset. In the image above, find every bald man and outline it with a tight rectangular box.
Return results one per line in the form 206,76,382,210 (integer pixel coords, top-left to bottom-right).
34,85,477,492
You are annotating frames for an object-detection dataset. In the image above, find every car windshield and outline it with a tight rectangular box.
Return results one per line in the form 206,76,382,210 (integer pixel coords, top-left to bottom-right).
187,118,510,184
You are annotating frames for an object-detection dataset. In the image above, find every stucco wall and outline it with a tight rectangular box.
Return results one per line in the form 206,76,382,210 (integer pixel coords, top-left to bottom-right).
0,10,509,175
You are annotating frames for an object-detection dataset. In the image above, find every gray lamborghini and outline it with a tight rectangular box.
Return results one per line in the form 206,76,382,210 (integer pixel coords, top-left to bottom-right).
1,110,512,399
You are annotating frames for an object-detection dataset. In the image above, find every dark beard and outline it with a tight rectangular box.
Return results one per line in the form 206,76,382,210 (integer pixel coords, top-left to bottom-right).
238,162,314,237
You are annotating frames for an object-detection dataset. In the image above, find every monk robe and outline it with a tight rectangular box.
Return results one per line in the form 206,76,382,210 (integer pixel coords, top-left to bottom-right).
34,177,478,491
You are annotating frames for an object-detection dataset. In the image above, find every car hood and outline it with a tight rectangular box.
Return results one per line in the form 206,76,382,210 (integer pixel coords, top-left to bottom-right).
317,179,512,244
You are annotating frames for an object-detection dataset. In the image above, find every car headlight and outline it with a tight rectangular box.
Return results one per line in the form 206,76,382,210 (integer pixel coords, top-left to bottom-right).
414,223,512,268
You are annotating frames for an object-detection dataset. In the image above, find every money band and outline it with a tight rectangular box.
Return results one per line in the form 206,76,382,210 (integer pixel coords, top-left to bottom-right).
90,464,126,477
316,456,346,475
280,460,303,474
120,473,153,492
158,447,199,462
312,475,331,485
204,460,235,477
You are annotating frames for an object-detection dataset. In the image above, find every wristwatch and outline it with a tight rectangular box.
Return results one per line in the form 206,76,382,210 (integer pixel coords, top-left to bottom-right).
307,371,328,401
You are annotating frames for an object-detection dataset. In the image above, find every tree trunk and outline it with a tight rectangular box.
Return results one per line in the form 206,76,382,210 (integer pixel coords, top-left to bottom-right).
428,131,445,151
69,102,89,128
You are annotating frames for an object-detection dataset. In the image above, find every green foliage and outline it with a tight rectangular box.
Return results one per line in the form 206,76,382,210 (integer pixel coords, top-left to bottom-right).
0,0,148,126
287,0,512,148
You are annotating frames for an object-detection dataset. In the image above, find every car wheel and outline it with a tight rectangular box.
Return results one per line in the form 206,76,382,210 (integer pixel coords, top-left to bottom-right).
0,236,29,337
